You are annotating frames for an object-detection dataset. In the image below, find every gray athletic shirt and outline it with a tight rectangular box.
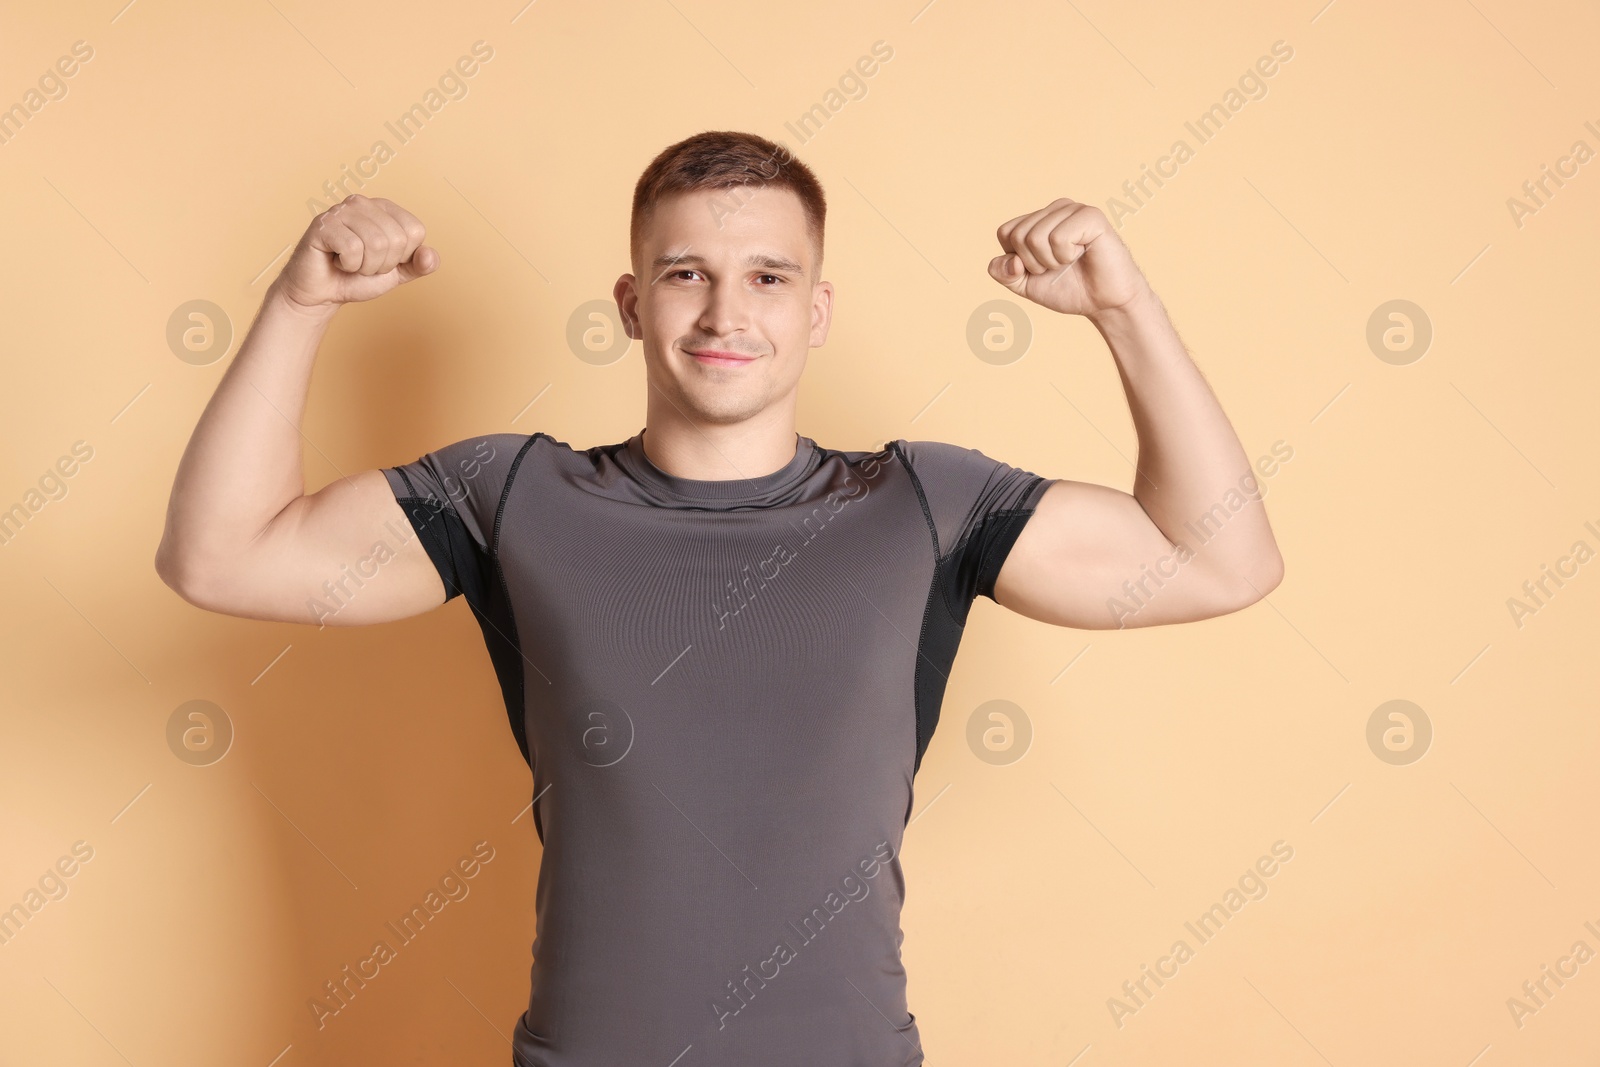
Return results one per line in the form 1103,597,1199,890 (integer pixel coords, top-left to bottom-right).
383,429,1052,1066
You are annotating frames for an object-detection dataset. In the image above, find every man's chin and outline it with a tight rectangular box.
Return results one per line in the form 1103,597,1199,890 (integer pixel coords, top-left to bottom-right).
691,405,765,426
650,370,775,424
676,392,768,425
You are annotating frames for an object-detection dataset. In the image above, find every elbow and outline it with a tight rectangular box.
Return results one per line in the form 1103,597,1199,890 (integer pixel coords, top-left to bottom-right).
154,537,180,591
1247,550,1285,600
1203,550,1284,616
154,539,195,602
155,537,218,609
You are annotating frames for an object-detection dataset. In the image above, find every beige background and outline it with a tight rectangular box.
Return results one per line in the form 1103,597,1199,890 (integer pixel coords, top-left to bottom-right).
2,0,1597,1063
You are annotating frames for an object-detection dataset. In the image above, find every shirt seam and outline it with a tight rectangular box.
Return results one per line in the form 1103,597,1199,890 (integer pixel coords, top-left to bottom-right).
889,440,941,560
490,434,544,560
890,439,950,777
489,435,545,753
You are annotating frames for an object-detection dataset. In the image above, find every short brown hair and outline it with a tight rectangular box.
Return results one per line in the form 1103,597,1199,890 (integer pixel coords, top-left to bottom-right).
630,130,827,274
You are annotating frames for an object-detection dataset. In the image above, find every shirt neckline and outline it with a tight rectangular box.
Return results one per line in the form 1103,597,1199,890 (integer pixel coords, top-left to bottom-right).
618,427,821,507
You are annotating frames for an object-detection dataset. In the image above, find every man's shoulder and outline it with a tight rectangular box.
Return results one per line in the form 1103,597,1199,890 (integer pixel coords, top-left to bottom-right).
883,438,1000,485
440,430,615,466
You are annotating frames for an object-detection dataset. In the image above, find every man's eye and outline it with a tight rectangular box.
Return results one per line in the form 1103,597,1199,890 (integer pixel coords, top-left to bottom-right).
668,270,783,284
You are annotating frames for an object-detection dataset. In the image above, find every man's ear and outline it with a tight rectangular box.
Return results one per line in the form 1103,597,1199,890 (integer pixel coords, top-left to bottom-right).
613,274,641,341
809,279,834,348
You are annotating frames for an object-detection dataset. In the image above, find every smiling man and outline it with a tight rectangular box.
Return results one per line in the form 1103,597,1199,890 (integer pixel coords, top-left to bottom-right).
156,130,1283,1065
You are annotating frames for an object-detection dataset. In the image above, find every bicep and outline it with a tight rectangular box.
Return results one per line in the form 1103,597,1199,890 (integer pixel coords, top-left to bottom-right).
991,479,1247,629
178,469,448,625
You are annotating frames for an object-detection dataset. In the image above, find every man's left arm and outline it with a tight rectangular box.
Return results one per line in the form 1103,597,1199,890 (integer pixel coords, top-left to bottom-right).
984,198,1285,630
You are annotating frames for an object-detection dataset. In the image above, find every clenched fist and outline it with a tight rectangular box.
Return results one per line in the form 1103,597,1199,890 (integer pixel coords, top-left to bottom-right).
988,198,1147,319
273,194,438,311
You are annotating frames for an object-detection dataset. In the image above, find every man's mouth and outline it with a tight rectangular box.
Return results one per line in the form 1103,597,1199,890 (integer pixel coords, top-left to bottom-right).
686,347,759,367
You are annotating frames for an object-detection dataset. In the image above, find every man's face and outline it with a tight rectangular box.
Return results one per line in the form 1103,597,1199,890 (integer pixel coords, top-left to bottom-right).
615,186,832,425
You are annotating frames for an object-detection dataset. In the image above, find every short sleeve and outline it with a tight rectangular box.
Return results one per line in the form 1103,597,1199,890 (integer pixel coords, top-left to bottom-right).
894,439,1054,612
383,432,533,603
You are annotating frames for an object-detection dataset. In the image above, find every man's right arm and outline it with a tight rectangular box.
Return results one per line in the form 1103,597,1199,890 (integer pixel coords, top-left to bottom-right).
154,195,448,626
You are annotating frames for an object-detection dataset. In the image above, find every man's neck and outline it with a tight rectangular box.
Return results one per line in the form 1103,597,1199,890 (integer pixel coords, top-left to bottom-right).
639,412,800,482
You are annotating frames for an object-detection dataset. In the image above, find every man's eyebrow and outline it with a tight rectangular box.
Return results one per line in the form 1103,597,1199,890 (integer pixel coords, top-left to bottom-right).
651,251,807,274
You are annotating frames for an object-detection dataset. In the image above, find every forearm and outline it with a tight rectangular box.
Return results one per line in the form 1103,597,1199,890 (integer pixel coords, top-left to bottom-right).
156,283,339,577
1088,286,1283,592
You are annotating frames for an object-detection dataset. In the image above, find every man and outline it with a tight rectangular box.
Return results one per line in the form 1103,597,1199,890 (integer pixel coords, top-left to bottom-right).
156,130,1283,1065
